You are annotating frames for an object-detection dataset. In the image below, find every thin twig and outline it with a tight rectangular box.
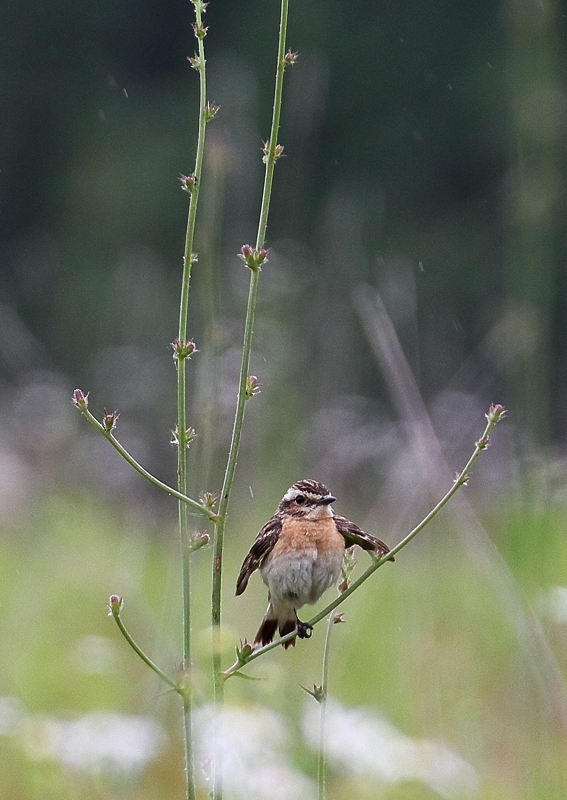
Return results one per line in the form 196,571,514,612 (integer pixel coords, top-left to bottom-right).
72,395,218,521
108,596,179,693
317,613,334,800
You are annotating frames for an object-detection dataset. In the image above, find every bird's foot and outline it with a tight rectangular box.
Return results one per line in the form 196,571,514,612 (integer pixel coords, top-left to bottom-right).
296,619,313,639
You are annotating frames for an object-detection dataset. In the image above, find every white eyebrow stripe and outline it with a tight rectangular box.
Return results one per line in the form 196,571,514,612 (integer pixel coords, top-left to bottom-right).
283,488,299,501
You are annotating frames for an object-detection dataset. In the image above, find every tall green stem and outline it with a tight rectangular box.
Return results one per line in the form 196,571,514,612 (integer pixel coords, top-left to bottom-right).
177,4,209,799
318,614,334,800
210,2,291,798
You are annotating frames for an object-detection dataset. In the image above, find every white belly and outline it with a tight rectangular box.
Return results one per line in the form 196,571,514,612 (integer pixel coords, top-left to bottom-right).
261,545,344,609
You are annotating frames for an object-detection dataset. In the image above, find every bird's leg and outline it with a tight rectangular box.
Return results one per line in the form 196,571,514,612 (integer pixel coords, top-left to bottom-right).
294,609,313,639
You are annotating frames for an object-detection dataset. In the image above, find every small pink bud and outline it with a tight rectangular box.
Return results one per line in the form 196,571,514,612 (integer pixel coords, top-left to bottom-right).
172,338,199,360
262,141,285,165
102,409,119,433
486,403,507,424
238,245,269,272
179,173,196,193
245,375,261,399
108,594,123,616
72,389,89,410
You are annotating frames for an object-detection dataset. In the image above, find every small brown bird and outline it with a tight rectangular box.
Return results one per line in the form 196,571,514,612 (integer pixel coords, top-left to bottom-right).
236,479,392,648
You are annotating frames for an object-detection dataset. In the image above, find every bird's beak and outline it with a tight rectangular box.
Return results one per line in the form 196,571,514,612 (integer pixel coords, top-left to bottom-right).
319,494,336,505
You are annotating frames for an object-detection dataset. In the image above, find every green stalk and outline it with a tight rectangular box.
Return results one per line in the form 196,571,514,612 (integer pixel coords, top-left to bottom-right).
318,614,334,800
210,3,291,798
72,399,217,520
109,598,179,692
177,4,210,799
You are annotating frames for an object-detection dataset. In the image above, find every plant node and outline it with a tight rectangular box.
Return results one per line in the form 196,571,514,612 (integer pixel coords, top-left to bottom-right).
193,22,208,39
204,101,220,122
301,683,325,703
245,375,261,399
171,426,197,448
102,409,119,433
238,245,269,272
283,49,299,67
199,490,219,509
187,53,203,71
172,338,199,361
262,141,285,165
179,173,196,193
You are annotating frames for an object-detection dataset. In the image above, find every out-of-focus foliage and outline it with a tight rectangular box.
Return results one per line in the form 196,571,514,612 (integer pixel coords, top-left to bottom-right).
1,496,567,799
2,0,566,495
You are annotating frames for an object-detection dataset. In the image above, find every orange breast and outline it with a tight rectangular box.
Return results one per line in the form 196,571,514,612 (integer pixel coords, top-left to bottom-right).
273,517,345,555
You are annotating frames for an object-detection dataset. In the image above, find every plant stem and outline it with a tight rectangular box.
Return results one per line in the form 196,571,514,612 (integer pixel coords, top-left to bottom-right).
177,4,210,799
73,402,217,520
210,3,290,797
318,614,334,800
222,405,505,677
109,600,179,692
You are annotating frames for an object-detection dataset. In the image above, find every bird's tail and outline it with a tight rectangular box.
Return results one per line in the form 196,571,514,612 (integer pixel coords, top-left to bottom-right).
254,602,296,649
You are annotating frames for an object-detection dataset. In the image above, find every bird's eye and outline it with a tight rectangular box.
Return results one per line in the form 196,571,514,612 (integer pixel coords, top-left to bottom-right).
295,495,305,504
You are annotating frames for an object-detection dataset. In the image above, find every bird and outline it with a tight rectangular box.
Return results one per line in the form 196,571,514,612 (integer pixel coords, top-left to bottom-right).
235,479,393,649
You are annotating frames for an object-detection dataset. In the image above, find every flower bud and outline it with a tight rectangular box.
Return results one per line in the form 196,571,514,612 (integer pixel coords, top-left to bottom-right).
72,389,89,410
236,640,254,663
190,531,210,551
199,490,219,509
102,410,119,433
187,54,201,71
179,173,196,193
108,594,123,616
193,22,208,39
238,245,269,272
486,403,506,424
262,141,284,165
245,375,261,399
283,49,299,68
172,338,199,361
204,102,220,122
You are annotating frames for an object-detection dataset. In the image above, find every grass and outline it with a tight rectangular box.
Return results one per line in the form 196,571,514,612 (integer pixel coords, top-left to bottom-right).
1,490,567,799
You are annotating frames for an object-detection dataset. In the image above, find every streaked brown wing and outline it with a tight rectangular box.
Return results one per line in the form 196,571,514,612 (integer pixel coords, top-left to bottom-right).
235,515,282,596
334,514,394,560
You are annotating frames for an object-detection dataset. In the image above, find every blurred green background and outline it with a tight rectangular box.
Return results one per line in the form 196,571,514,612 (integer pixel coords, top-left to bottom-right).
2,0,567,798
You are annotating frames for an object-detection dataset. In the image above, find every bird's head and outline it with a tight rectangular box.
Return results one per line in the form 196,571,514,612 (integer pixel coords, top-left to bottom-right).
278,479,336,519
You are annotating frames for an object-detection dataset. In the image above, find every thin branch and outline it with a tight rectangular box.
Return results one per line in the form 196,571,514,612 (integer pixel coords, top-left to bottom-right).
72,392,218,522
108,596,179,693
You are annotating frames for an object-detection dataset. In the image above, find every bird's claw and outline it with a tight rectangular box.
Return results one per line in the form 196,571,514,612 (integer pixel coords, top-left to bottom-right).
296,620,313,639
